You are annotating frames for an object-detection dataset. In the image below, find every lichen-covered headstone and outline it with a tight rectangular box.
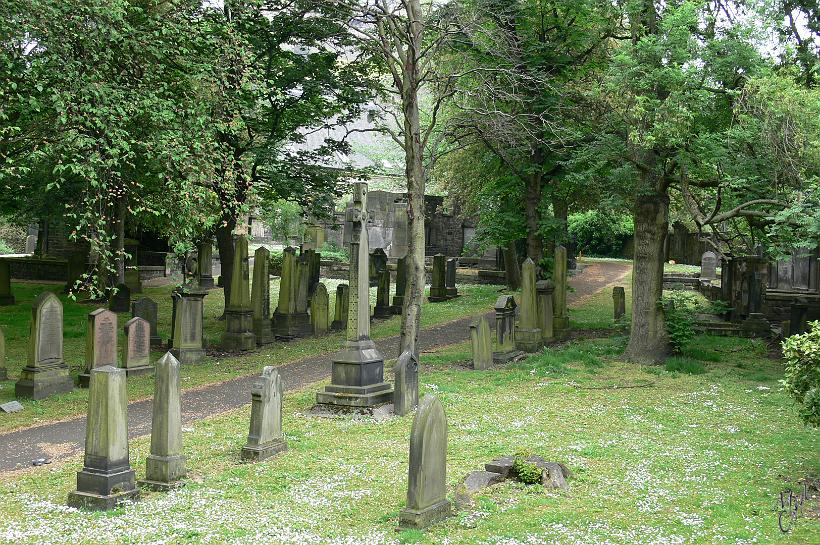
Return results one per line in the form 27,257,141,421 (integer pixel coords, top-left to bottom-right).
393,350,418,416
700,251,717,281
15,292,74,398
241,366,287,461
121,317,152,376
139,352,186,490
223,234,256,350
535,280,555,342
251,246,274,345
613,286,626,321
553,245,569,332
493,295,522,363
399,394,452,529
170,287,207,365
310,283,330,335
197,240,215,289
67,366,139,510
331,283,350,331
79,309,118,388
470,316,492,370
515,258,542,352
132,297,162,347
373,268,392,318
428,254,447,302
272,247,312,339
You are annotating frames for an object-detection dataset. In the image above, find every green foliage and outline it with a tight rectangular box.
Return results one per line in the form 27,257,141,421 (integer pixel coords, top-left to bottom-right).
781,321,820,427
319,242,349,263
664,357,707,375
660,292,706,354
567,210,633,257
260,201,304,243
268,250,284,277
513,451,542,485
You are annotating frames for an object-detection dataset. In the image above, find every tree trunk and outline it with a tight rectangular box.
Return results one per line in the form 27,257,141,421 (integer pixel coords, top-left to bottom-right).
503,241,521,290
552,195,568,246
215,220,235,318
524,173,543,263
624,192,669,362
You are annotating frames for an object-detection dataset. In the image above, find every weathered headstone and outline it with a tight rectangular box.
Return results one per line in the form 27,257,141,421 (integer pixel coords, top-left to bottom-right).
789,302,808,336
251,246,274,345
170,287,207,365
613,286,626,321
391,256,407,314
79,309,118,388
535,279,555,342
68,366,139,510
470,316,493,370
0,259,15,305
132,297,162,347
241,366,287,461
310,282,330,335
370,248,388,287
15,292,74,398
197,240,215,289
139,352,186,490
445,258,458,298
391,202,409,258
296,252,310,314
493,295,522,363
393,350,419,416
399,394,452,529
0,326,6,381
700,251,717,281
304,248,321,297
272,247,311,340
317,182,393,408
515,258,542,352
25,234,37,254
553,245,569,332
373,268,392,318
428,254,448,302
108,283,131,313
124,267,142,294
121,317,152,376
223,235,256,350
330,283,349,331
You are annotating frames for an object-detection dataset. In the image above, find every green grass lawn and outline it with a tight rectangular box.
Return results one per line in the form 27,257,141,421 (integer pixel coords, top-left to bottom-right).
0,278,502,431
0,267,816,544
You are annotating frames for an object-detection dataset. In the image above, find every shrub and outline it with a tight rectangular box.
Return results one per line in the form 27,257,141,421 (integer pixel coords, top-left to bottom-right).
781,321,820,427
268,250,284,276
513,451,543,485
660,292,703,353
320,241,349,263
567,210,633,257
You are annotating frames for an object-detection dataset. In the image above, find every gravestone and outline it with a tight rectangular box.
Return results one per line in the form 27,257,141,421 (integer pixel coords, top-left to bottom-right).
108,283,131,313
330,283,349,331
317,182,393,408
373,268,392,318
139,352,186,490
391,256,407,314
170,287,207,364
399,394,452,529
428,254,447,302
68,366,139,510
700,251,717,281
251,246,274,345
393,350,419,417
391,202,409,258
310,283,330,335
197,240,215,289
241,366,287,461
470,316,493,370
15,292,74,398
132,297,162,347
78,309,118,388
552,246,569,332
124,267,142,294
304,248,321,297
445,258,458,298
25,234,37,254
0,259,14,305
370,248,388,287
0,327,6,381
613,286,626,321
789,302,808,336
493,295,522,363
223,235,256,350
515,258,542,352
121,317,152,376
535,279,555,342
272,247,311,340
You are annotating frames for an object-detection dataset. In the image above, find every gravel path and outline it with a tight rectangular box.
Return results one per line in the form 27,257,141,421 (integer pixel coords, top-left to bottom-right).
0,260,631,473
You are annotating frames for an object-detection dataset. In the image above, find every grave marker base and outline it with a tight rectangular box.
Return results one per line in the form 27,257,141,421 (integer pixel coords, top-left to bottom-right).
492,350,524,364
15,364,74,399
170,348,205,365
139,454,187,490
240,439,288,462
515,327,543,353
272,311,312,340
123,366,153,377
399,499,452,529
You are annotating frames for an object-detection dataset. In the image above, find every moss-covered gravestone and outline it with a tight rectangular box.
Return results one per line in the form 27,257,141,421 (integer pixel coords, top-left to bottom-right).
132,297,162,347
393,350,418,416
428,254,447,302
121,317,152,376
0,326,6,381
223,234,256,351
553,245,569,333
493,295,522,363
330,283,349,331
470,316,492,370
399,394,451,529
79,309,118,388
310,283,330,335
197,240,215,290
535,280,555,342
613,286,626,321
373,268,392,318
68,366,139,510
251,246,274,346
272,247,312,340
515,258,542,353
241,366,287,461
391,256,407,314
170,287,207,365
139,352,186,490
15,292,74,399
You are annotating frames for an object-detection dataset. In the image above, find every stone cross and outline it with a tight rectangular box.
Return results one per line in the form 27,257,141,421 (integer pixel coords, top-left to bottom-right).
15,292,73,399
132,297,162,347
311,282,330,335
428,254,447,302
197,240,215,289
67,366,139,510
445,258,458,298
700,251,717,281
0,326,6,381
613,286,626,321
251,246,274,345
241,366,288,461
330,283,350,331
223,234,256,350
373,268,392,319
399,394,452,529
348,183,371,342
515,258,542,352
393,350,419,416
140,352,186,490
170,288,207,365
535,279,555,342
391,256,407,314
470,316,492,370
552,246,569,332
108,283,131,313
79,309,118,388
121,317,152,376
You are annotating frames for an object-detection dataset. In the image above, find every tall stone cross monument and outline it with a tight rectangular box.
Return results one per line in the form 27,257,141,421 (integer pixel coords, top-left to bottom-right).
317,183,393,408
